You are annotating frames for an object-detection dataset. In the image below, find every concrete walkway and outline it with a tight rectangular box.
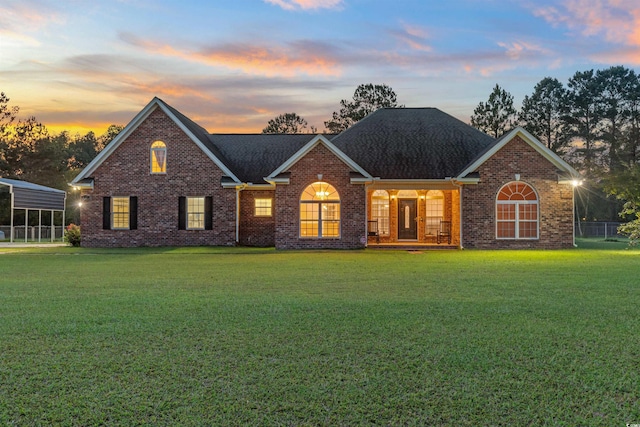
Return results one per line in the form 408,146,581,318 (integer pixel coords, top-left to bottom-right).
0,242,68,248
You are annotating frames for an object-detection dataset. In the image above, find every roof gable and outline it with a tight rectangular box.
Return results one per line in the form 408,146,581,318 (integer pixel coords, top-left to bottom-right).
71,98,241,185
266,135,372,182
457,127,580,179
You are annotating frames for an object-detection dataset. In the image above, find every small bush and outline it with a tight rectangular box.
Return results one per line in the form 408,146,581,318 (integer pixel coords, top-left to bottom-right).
64,223,81,246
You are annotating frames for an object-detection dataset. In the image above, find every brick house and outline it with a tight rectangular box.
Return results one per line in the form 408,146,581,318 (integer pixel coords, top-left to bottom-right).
71,97,580,249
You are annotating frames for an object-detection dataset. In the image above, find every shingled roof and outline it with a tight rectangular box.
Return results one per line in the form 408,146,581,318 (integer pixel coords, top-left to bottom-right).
209,134,314,183
329,108,495,179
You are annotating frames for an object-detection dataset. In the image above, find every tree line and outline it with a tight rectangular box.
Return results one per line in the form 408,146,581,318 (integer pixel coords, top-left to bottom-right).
0,92,123,191
469,66,640,230
0,92,123,223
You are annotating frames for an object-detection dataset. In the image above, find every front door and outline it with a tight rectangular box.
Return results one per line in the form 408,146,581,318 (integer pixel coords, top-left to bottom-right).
398,199,417,240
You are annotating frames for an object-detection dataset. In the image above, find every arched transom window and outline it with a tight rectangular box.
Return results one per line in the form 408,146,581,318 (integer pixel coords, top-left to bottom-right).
151,141,167,174
496,182,539,239
300,182,340,238
371,190,390,236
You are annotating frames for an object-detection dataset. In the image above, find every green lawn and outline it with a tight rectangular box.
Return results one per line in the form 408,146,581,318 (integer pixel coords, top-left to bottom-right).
1,243,639,426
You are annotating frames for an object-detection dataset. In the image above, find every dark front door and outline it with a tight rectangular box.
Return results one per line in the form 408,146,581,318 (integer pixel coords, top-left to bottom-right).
398,199,417,240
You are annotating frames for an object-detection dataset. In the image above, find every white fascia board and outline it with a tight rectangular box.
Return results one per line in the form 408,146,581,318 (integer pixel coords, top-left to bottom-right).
245,183,275,190
370,179,459,190
266,135,373,180
350,177,373,184
452,178,480,184
69,180,94,190
457,127,580,179
265,177,290,185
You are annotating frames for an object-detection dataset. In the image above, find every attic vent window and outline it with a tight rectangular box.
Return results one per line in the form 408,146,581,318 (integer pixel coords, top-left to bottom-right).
151,141,167,174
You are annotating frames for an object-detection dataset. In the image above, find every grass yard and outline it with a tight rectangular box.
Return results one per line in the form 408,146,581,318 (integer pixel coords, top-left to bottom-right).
1,242,639,426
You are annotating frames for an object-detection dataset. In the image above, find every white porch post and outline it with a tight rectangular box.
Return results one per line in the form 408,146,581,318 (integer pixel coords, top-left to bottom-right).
9,191,14,243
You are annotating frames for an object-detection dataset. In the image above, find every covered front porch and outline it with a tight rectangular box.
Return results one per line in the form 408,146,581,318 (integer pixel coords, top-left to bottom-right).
365,184,461,248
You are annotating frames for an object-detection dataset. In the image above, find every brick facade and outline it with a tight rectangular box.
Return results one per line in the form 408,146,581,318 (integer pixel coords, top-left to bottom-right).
239,190,275,247
461,136,574,249
77,101,576,250
80,107,236,247
274,143,366,249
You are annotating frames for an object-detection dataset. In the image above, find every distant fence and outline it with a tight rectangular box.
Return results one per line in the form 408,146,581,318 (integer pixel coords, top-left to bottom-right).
0,225,64,241
575,222,626,239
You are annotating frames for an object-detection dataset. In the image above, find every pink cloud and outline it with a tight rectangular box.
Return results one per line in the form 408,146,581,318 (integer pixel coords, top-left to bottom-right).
263,0,343,11
497,41,551,60
391,22,432,52
120,33,341,77
0,2,62,46
533,0,640,47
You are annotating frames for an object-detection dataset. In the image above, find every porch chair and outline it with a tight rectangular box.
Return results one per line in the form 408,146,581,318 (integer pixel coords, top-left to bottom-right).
437,220,451,244
367,220,380,243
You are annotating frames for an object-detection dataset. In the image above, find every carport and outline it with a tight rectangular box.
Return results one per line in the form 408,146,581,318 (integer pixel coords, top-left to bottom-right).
0,178,67,243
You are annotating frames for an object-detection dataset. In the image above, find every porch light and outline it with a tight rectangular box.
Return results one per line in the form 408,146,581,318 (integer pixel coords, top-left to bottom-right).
571,179,583,187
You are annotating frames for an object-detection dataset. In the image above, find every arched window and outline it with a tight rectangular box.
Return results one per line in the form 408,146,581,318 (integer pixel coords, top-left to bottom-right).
300,182,340,238
371,190,389,236
496,182,539,239
425,190,444,236
151,141,166,174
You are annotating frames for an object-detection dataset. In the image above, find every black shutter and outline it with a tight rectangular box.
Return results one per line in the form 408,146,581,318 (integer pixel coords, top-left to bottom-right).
205,196,213,230
103,197,111,230
178,196,186,230
130,197,138,230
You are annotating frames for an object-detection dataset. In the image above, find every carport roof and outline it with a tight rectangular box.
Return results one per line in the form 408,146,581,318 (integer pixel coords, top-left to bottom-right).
0,178,66,211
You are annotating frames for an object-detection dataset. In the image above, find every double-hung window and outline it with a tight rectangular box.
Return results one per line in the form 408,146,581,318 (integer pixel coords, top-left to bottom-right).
103,196,138,230
178,196,213,230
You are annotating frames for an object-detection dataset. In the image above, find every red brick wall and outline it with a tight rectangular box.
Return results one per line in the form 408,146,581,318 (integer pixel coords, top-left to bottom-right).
274,143,366,249
80,107,236,247
239,190,275,247
462,136,574,249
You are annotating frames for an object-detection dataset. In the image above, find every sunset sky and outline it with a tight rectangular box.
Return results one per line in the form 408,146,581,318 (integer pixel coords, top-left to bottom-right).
2,0,640,136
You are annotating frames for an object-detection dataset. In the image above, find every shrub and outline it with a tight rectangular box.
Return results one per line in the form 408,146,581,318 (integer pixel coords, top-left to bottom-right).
64,224,81,247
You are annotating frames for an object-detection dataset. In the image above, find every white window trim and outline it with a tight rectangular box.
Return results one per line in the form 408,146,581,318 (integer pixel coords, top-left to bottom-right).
187,196,205,230
254,198,273,217
112,196,130,230
150,141,167,174
371,190,390,236
496,200,539,240
299,201,341,239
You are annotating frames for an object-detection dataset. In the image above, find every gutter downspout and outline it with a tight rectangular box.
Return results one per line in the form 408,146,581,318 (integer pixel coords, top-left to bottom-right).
235,184,247,245
9,185,14,243
573,183,577,248
451,179,463,249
